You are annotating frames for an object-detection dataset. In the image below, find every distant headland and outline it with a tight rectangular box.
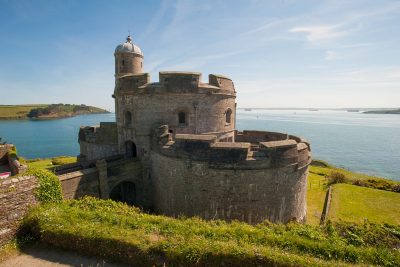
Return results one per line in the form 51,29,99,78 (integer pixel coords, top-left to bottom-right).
363,108,400,114
0,104,109,120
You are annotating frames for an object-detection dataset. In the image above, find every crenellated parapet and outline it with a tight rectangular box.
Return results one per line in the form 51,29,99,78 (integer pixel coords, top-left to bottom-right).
78,122,119,162
114,71,236,96
153,125,311,170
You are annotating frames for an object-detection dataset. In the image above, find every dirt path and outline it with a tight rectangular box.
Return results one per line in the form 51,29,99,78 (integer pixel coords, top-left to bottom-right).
0,246,129,267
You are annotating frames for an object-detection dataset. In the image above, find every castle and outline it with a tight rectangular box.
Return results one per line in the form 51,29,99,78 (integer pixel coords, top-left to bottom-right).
78,35,311,224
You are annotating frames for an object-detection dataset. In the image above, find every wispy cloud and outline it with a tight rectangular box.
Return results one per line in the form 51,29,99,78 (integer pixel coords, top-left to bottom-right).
325,50,337,61
289,24,349,43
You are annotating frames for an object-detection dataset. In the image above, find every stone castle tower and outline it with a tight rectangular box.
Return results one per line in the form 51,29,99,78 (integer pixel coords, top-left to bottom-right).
78,35,311,224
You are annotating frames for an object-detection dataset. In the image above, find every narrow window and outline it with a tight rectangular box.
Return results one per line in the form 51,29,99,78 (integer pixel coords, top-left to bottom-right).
122,59,125,66
125,111,132,127
178,112,186,124
226,109,232,124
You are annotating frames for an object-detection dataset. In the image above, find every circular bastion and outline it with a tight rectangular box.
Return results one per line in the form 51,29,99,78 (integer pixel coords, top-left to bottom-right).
150,126,311,224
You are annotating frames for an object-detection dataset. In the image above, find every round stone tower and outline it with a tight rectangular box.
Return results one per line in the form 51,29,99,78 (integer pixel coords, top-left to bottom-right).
114,35,143,78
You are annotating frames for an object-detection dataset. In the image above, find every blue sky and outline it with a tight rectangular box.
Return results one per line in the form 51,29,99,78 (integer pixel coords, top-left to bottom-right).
0,0,399,110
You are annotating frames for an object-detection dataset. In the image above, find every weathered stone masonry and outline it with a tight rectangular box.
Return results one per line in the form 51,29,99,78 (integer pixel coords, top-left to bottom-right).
73,35,312,224
0,175,37,246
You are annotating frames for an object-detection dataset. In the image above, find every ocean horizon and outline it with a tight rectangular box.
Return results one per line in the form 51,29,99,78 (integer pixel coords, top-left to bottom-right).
0,110,399,180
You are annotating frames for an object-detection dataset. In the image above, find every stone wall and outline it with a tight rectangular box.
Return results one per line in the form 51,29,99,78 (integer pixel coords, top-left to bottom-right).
114,72,237,158
115,52,143,78
151,152,308,224
150,127,311,224
58,159,146,206
0,175,37,246
79,122,119,161
58,167,100,199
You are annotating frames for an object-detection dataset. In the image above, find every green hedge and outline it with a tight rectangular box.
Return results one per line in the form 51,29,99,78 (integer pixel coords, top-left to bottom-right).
22,197,400,267
26,168,63,203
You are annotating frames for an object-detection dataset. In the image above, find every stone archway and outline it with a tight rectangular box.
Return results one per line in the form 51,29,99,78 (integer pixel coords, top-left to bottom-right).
125,141,137,158
109,181,136,206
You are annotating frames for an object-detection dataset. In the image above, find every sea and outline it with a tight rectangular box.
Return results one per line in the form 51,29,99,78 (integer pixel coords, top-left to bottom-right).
0,110,399,181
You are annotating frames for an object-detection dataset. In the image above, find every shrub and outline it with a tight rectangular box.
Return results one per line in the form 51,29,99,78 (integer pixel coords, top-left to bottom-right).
392,184,400,193
328,171,347,184
25,168,63,203
51,156,76,166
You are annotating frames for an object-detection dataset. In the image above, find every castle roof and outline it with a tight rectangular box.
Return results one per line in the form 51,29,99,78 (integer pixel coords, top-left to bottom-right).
115,35,143,55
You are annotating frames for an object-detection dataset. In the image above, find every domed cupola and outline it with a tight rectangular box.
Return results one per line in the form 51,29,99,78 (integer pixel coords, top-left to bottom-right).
115,35,143,56
114,35,144,77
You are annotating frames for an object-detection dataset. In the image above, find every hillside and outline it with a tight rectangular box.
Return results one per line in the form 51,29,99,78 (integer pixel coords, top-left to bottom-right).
363,109,400,114
1,159,398,266
0,104,109,120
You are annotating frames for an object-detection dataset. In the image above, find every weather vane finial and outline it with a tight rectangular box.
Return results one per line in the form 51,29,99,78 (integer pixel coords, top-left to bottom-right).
127,30,132,43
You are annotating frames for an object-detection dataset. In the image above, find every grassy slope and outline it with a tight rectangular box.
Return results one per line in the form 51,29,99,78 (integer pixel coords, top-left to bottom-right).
22,197,400,267
0,105,47,119
307,164,399,225
27,156,77,170
329,184,400,225
0,104,108,119
306,172,328,225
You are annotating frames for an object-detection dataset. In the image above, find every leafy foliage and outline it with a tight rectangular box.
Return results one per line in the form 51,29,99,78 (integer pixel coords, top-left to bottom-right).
50,156,77,166
27,104,107,118
22,197,400,267
328,171,348,184
25,168,63,203
310,161,400,193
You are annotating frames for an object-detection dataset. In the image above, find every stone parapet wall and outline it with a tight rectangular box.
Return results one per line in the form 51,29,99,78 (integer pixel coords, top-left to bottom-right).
114,72,236,96
58,167,100,199
0,175,37,246
79,122,119,162
154,126,311,170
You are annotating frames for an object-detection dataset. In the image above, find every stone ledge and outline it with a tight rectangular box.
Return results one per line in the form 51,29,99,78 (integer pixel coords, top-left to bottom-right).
260,140,297,149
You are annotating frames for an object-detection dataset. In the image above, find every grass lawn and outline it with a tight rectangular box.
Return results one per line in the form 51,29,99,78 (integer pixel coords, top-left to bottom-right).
329,183,400,225
306,172,328,225
0,105,48,119
28,156,77,170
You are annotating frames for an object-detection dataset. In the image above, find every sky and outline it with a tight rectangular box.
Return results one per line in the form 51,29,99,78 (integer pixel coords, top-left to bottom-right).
0,0,399,110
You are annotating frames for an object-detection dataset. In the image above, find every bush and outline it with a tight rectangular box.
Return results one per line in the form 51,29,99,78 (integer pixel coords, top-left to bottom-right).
51,156,76,166
328,171,347,184
25,168,63,203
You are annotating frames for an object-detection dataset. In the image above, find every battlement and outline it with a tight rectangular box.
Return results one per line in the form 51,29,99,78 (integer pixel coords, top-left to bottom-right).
117,73,151,91
79,122,118,144
115,71,235,95
153,125,311,170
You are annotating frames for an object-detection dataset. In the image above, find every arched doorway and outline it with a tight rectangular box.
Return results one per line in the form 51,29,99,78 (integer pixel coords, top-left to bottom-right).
109,181,136,205
125,141,137,158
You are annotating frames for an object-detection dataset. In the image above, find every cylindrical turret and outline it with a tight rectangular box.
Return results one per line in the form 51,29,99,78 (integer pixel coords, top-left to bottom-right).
114,35,143,78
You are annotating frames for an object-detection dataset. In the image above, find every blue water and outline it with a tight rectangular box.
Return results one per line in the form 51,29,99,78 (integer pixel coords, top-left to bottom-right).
0,113,115,159
236,110,400,180
0,111,399,180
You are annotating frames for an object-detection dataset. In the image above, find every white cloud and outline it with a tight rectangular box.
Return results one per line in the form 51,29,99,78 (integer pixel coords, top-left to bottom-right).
325,50,337,61
289,24,348,43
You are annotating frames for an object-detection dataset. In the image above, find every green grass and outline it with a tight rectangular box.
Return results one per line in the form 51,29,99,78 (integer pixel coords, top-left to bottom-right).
310,163,399,192
0,105,48,119
306,172,328,225
329,184,400,225
22,197,400,267
27,156,77,170
0,104,108,119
